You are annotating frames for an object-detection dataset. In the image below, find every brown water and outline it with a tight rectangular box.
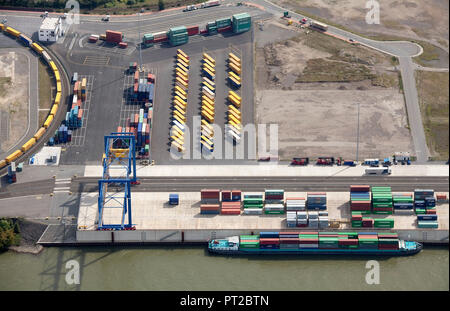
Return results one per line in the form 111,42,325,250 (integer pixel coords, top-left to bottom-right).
0,246,448,290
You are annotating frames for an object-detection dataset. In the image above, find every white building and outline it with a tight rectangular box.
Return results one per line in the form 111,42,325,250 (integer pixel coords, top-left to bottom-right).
38,17,62,42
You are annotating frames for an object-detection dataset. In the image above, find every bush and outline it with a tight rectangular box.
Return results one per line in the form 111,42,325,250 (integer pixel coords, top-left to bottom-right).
0,218,20,250
158,0,165,11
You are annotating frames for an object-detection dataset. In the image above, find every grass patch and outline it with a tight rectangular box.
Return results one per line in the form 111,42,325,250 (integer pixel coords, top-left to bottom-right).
0,77,12,97
38,59,53,111
296,58,374,83
371,73,398,88
416,71,449,160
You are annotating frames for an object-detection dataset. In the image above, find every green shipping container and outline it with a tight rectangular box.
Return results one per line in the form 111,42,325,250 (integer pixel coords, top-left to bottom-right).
169,26,188,36
232,13,251,34
240,235,259,240
216,18,231,28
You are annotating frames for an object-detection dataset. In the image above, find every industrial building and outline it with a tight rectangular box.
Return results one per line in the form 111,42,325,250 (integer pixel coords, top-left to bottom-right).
38,17,62,42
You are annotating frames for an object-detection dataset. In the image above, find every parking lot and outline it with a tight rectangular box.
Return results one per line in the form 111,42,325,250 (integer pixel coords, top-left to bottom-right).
148,31,255,165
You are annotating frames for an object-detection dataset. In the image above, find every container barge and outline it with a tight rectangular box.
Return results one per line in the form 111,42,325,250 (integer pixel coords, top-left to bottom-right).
208,232,422,256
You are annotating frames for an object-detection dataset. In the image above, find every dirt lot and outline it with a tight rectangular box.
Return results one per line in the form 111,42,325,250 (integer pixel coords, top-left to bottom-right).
0,52,29,153
276,0,449,47
256,89,412,160
416,71,449,160
255,20,413,160
256,21,399,90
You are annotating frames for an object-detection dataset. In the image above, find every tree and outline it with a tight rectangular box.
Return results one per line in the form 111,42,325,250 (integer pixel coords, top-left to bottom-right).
158,0,165,11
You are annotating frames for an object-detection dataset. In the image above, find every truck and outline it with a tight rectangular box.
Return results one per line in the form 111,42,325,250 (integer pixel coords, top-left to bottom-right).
291,157,309,166
364,158,379,166
310,20,328,31
200,0,220,8
393,152,411,165
343,160,356,166
183,5,198,11
316,157,334,166
365,167,392,175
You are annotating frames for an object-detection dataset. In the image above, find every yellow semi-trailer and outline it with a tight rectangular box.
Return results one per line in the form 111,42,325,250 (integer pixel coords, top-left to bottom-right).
229,62,241,75
202,86,215,99
229,120,242,131
229,114,241,125
176,67,189,78
200,139,214,152
202,128,213,139
203,81,215,92
228,57,241,68
174,97,187,107
5,26,21,37
202,77,215,87
202,95,214,106
34,127,46,141
173,110,186,122
171,140,185,153
201,124,214,136
49,61,58,73
203,63,215,74
229,90,241,102
171,135,184,146
177,49,189,59
201,119,213,131
5,150,23,164
55,70,61,83
175,80,188,91
176,72,189,83
228,95,241,108
43,114,54,129
174,105,186,116
202,106,215,117
203,53,215,65
229,109,241,120
202,101,214,112
175,91,187,102
177,54,190,65
31,42,44,54
229,71,241,82
55,92,61,105
174,100,186,110
228,105,241,115
50,104,59,116
201,110,214,123
171,126,184,137
21,138,37,152
172,130,185,141
175,86,187,96
177,61,189,73
229,52,240,63
203,58,215,69
0,159,7,170
56,81,61,93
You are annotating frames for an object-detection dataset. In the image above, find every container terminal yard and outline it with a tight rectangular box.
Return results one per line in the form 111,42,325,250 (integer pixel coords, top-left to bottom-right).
0,0,448,258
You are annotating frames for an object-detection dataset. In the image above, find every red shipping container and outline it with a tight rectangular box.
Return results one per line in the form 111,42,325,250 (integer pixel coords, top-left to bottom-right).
217,26,232,33
134,114,139,125
296,224,308,227
187,25,199,36
148,110,153,120
338,239,359,245
352,215,363,221
73,82,79,93
89,36,98,43
436,194,447,200
308,192,326,195
106,30,122,43
77,109,83,119
119,42,128,48
299,231,319,235
153,36,168,43
77,99,82,106
350,185,370,192
426,209,436,214
222,190,231,200
279,238,300,244
221,209,241,215
117,126,122,132
134,71,139,82
200,29,208,34
260,238,280,245
286,197,305,200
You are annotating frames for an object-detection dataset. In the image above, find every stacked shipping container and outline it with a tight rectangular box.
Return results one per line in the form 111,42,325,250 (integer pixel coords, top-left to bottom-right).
307,192,327,210
349,185,371,214
264,189,284,214
200,189,220,214
415,189,438,228
371,186,393,214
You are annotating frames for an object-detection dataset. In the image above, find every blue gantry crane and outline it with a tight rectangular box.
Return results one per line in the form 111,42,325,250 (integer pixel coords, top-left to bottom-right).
97,132,137,230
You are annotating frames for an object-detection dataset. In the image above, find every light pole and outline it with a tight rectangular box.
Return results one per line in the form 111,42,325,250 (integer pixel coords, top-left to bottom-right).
138,12,143,72
356,102,360,163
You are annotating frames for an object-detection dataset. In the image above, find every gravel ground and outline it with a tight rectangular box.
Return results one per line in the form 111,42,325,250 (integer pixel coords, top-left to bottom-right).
8,219,47,254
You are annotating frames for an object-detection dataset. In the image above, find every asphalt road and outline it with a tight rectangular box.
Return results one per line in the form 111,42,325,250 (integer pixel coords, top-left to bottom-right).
398,57,430,163
70,176,450,193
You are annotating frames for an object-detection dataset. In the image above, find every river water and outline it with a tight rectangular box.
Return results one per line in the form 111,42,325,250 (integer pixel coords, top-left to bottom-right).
0,246,448,291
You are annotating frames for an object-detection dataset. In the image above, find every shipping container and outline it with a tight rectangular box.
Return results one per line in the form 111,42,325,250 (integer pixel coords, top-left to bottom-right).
5,26,20,37
43,114,54,129
106,30,123,43
186,26,199,36
31,42,44,54
19,33,33,46
5,150,23,164
21,138,36,152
